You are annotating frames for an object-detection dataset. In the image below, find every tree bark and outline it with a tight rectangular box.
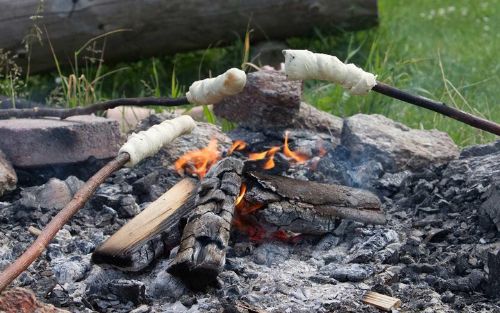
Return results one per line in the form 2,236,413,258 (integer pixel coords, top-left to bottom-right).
0,0,378,73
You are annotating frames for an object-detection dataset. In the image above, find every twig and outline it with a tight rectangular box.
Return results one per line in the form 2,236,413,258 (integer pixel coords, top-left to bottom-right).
372,82,500,136
0,97,189,120
0,152,130,292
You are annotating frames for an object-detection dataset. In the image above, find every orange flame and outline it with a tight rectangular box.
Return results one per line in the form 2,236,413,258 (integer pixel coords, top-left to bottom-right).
228,140,247,155
283,131,309,163
174,139,220,179
235,183,264,215
249,146,280,169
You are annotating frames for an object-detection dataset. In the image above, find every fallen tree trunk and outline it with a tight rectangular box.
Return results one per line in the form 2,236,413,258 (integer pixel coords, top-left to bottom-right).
0,0,378,73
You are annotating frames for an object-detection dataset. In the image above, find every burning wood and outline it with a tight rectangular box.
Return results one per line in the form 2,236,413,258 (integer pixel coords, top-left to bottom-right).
174,138,220,178
91,134,386,288
92,178,198,271
168,158,244,289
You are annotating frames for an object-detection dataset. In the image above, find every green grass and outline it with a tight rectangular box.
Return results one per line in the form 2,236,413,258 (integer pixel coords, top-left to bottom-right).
298,0,499,146
2,0,499,146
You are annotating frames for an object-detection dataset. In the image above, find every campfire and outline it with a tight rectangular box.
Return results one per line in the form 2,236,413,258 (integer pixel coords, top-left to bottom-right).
0,63,498,313
92,132,386,290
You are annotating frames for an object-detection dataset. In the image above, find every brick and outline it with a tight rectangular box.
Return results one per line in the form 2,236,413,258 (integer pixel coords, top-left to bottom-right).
0,115,121,167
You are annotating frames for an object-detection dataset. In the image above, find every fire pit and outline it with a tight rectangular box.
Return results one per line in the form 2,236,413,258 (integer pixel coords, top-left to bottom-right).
0,69,499,312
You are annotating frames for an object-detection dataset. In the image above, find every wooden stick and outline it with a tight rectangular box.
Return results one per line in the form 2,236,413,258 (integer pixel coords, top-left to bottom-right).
0,97,189,120
0,152,130,292
372,82,500,136
362,291,401,311
283,49,500,136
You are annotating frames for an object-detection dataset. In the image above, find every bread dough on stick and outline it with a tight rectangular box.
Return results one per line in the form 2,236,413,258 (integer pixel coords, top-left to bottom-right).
119,115,196,167
186,68,247,105
283,49,376,95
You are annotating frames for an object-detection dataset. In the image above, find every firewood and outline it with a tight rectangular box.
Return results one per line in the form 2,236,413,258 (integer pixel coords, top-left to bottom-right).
246,171,386,228
92,178,198,271
168,158,244,289
362,291,401,311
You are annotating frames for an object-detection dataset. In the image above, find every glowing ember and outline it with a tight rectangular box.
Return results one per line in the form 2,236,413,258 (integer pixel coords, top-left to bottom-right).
174,139,220,178
283,131,309,163
228,140,247,155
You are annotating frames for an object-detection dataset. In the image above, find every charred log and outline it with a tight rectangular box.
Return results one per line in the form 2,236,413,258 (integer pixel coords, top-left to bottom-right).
242,171,386,234
168,158,244,289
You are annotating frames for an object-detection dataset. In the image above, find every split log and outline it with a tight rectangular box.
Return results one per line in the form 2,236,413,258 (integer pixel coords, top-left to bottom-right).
92,178,198,271
243,171,385,234
1,0,378,73
168,158,244,289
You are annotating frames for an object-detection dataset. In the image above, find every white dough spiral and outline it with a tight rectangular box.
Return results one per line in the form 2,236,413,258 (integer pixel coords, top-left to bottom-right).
283,49,377,95
119,115,196,167
186,68,247,105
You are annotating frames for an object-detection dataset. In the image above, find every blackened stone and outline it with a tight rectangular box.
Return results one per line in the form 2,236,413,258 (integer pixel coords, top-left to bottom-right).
148,263,188,300
118,194,140,218
252,242,290,266
132,172,159,194
18,176,84,210
376,170,412,194
460,140,500,158
320,263,373,282
479,182,500,233
107,279,145,305
308,274,338,285
441,290,456,303
347,160,383,189
51,255,91,284
485,250,500,297
409,263,435,274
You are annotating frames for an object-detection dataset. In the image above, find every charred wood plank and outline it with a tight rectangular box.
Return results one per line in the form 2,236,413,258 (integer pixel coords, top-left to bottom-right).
168,158,243,289
92,178,198,271
244,171,386,234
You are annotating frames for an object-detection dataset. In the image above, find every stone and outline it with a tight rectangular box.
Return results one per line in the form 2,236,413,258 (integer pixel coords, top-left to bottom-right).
148,261,188,300
0,149,16,197
485,249,500,297
479,182,500,232
214,69,301,129
443,151,500,189
0,287,70,313
19,176,84,210
51,255,91,284
342,114,459,172
252,242,291,266
459,140,500,158
107,279,146,305
321,263,374,282
0,115,121,167
213,70,344,136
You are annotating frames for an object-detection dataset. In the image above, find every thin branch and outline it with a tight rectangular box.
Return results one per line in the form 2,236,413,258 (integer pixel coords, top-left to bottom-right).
0,97,189,120
0,153,130,292
372,82,500,136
